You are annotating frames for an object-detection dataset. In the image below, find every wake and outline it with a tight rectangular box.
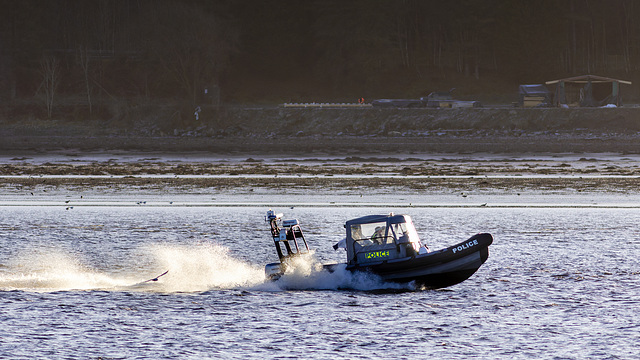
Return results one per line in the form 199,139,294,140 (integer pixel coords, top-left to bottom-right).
0,243,414,293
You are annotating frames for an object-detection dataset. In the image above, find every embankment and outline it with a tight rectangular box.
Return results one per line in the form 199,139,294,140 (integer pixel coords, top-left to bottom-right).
205,106,640,135
2,106,640,153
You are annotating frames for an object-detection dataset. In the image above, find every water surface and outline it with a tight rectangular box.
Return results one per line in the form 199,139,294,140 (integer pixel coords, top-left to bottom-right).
1,205,638,359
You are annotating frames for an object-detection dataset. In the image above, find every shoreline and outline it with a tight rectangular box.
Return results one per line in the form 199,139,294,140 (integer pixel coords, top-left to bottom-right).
3,133,640,154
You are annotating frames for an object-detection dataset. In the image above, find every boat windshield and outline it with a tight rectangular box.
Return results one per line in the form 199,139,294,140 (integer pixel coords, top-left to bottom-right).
350,222,394,246
390,218,421,244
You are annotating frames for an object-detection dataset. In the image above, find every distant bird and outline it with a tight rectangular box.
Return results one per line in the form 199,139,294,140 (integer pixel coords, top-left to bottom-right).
65,200,70,203
142,270,169,283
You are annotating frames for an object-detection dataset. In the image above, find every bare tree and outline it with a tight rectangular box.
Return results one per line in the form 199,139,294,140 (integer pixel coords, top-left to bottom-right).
142,1,238,106
77,46,93,115
39,55,59,119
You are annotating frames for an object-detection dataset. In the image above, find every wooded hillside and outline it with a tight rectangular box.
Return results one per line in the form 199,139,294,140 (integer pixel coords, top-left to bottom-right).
1,0,639,108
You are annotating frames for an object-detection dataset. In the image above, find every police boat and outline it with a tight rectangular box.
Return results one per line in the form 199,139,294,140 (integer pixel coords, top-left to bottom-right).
264,210,493,289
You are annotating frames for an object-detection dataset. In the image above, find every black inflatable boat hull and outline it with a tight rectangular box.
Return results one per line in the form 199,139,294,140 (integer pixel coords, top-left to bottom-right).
345,233,493,289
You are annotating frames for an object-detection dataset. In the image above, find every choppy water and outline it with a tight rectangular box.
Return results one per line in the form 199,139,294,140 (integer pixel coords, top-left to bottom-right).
1,204,639,359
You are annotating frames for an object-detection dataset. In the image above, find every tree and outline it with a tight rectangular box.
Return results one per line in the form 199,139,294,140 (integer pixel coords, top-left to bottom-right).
140,1,238,105
77,46,93,115
311,0,403,90
39,55,60,119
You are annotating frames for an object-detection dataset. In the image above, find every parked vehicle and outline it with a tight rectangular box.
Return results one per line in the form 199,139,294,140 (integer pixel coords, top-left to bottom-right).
370,98,425,108
371,88,481,108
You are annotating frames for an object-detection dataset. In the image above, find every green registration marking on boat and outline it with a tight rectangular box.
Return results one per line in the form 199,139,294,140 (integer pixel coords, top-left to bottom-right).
365,250,390,259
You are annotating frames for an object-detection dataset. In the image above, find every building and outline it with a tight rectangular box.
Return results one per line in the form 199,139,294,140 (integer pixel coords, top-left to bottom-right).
545,75,631,107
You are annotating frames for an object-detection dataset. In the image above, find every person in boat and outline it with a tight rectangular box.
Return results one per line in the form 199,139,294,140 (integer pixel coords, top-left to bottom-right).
334,225,363,250
352,225,364,241
397,229,429,255
333,223,430,255
371,226,385,244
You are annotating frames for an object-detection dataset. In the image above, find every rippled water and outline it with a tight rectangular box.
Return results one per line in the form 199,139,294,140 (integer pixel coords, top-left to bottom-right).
1,204,639,359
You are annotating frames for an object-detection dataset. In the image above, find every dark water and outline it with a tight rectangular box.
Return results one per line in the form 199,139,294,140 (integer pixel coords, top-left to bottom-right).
1,205,639,359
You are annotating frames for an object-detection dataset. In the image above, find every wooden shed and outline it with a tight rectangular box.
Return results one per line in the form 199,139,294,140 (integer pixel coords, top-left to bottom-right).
545,74,631,107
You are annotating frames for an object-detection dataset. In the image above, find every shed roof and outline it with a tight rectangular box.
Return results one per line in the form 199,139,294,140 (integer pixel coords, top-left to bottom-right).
546,74,632,85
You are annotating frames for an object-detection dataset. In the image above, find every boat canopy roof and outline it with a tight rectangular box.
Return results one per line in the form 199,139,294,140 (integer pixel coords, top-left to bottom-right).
346,214,409,227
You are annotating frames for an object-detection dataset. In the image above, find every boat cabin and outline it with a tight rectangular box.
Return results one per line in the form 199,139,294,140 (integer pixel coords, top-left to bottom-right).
345,214,424,266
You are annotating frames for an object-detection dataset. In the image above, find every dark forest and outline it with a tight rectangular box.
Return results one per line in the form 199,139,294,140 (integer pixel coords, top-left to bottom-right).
1,0,639,112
